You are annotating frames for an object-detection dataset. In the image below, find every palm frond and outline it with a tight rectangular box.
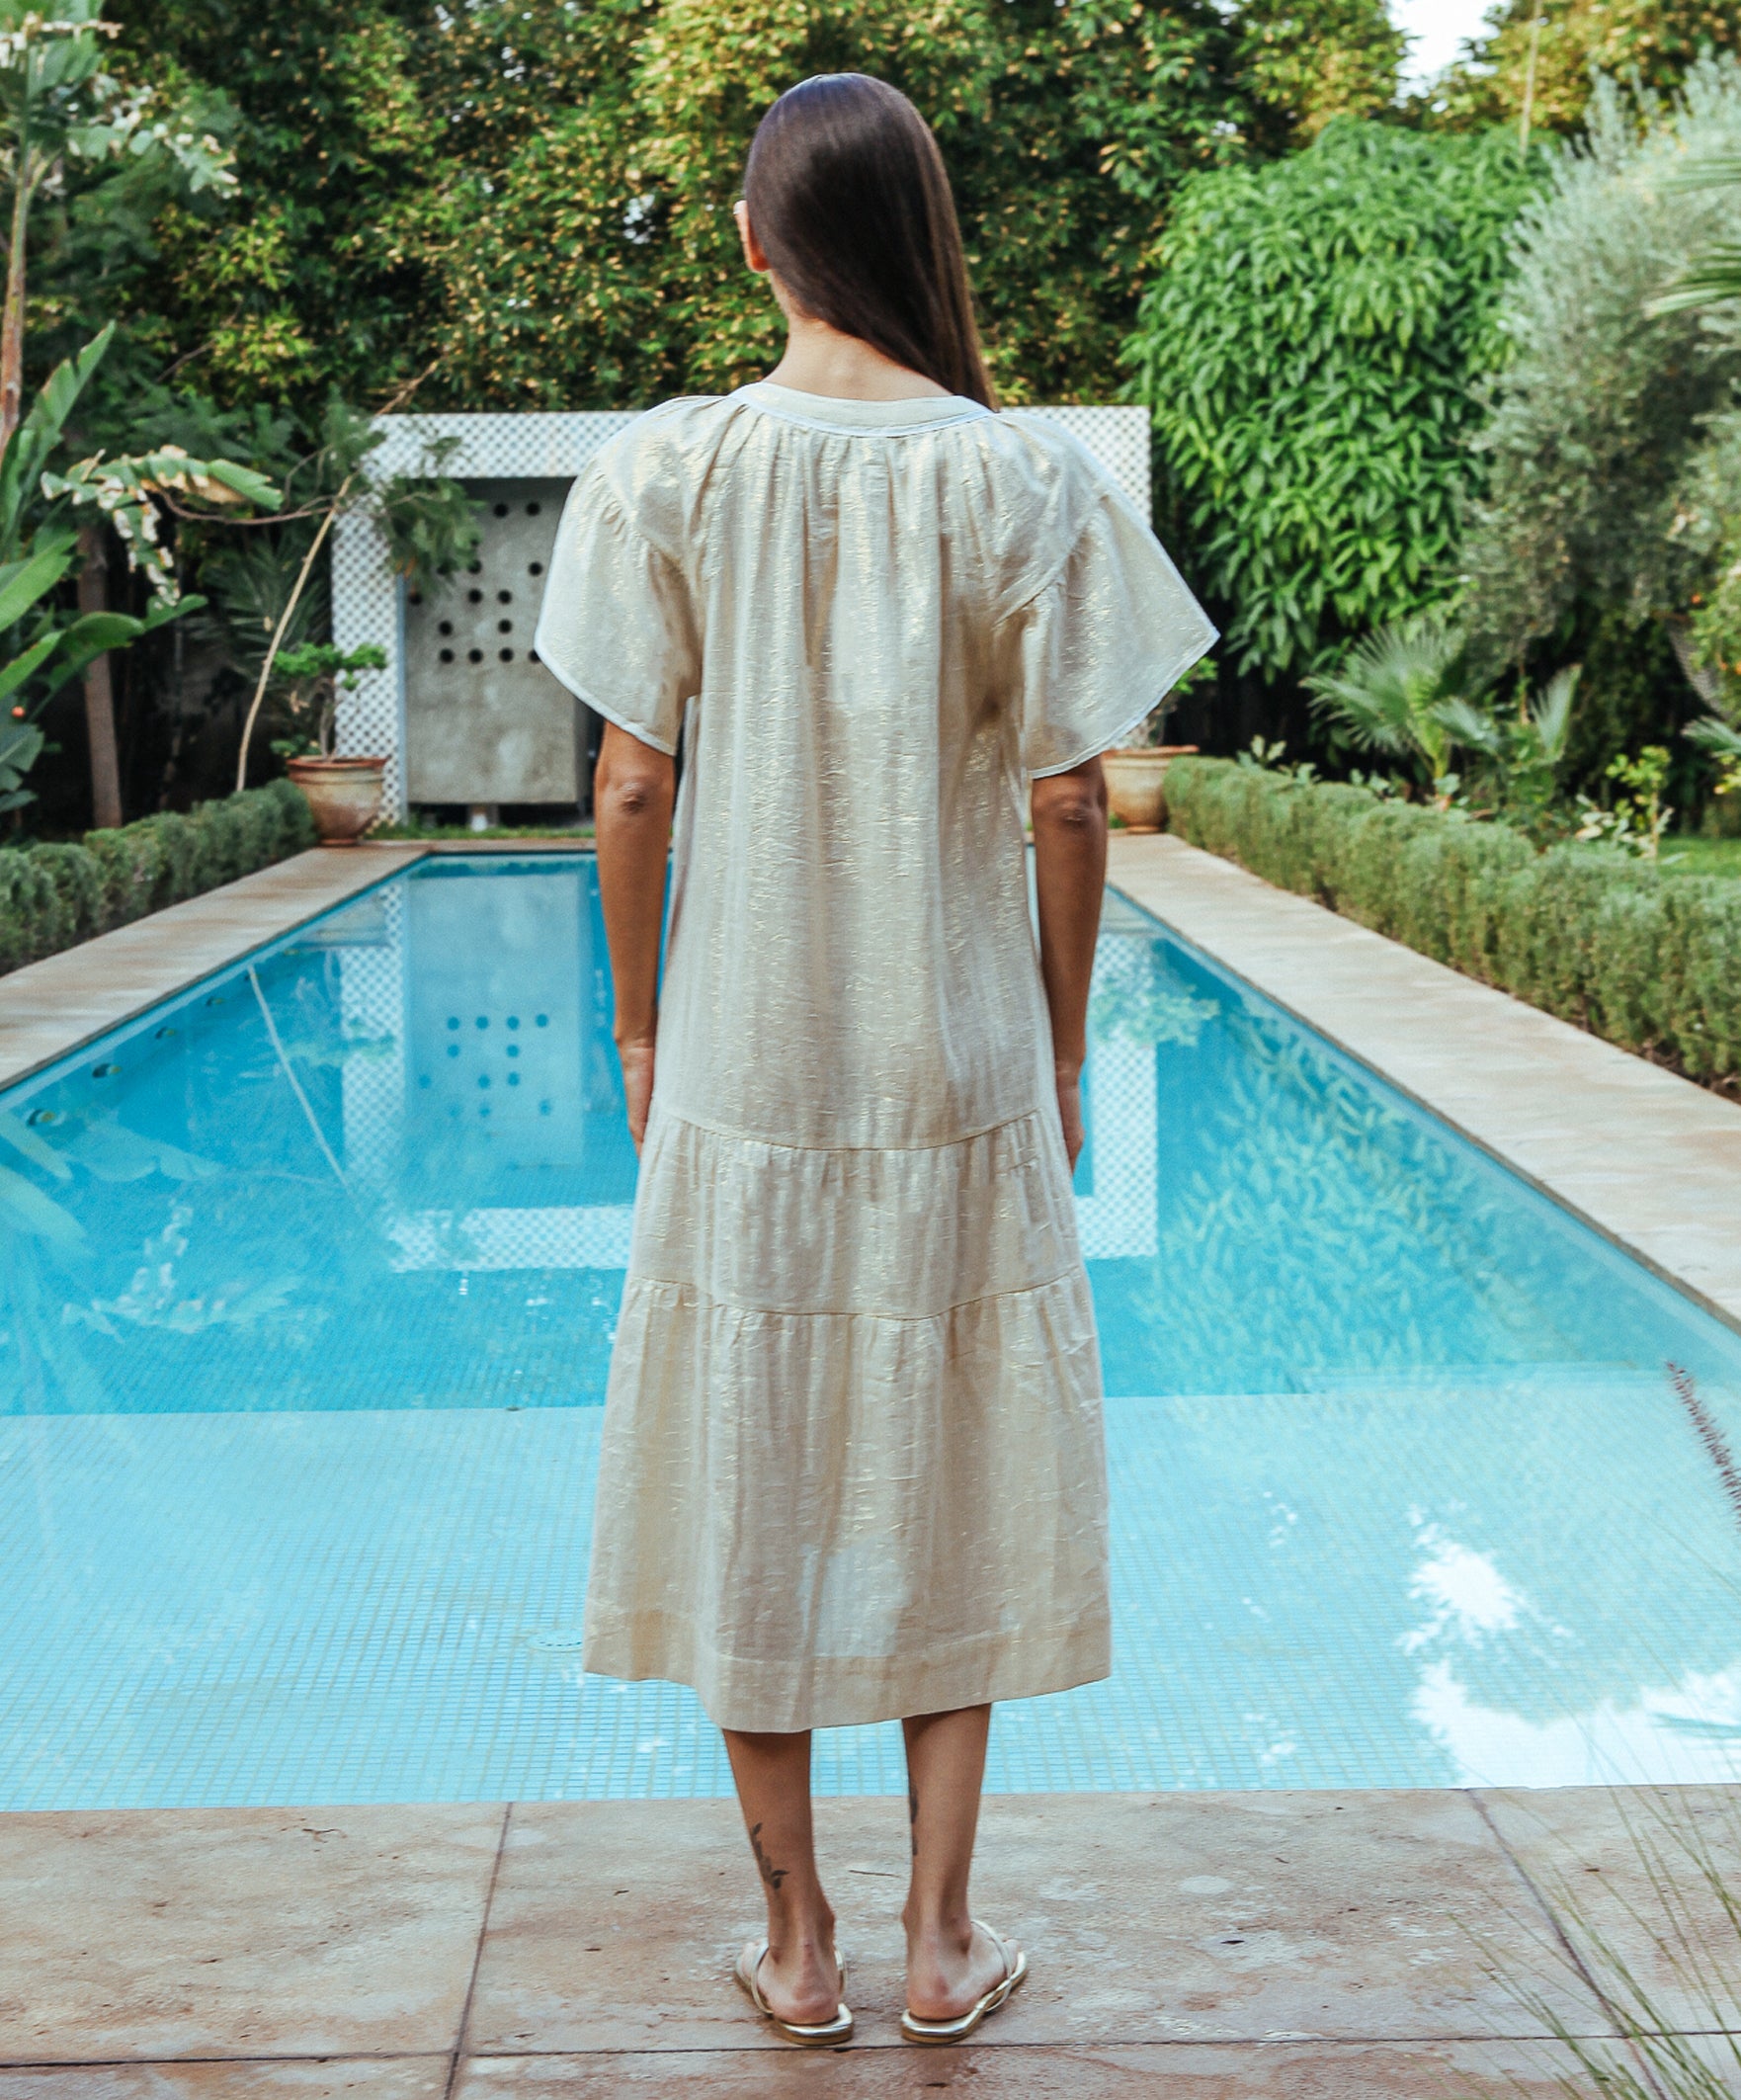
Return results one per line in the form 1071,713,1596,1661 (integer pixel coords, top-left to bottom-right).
1305,615,1466,761
1660,151,1741,194
1648,249,1741,314
1433,695,1503,756
1686,714,1741,757
1531,664,1581,765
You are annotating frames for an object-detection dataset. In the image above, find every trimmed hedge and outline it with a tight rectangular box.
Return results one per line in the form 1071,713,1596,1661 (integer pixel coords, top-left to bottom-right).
1165,757,1741,1088
0,780,317,976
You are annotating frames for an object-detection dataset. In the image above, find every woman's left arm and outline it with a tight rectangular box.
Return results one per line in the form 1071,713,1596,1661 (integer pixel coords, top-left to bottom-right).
594,720,677,1151
1031,755,1108,1170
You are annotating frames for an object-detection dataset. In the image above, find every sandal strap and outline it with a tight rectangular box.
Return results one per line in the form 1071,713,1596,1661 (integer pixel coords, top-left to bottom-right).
972,1917,1016,1987
744,1939,849,2024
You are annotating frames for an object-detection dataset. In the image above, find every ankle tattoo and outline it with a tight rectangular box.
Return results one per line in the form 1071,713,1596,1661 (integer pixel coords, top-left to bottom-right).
748,1820,788,1891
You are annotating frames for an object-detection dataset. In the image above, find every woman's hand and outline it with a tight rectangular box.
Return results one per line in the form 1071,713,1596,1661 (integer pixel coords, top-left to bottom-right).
619,1037,656,1154
1054,1060,1085,1172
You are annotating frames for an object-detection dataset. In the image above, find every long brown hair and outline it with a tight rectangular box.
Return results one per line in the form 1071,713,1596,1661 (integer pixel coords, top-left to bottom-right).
744,74,995,408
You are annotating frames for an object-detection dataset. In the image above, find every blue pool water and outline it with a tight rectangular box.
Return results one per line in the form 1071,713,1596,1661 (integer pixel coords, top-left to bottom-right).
4,855,1741,1806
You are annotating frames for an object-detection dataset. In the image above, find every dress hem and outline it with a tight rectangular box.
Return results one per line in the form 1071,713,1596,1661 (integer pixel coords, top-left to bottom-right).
582,1604,1112,1733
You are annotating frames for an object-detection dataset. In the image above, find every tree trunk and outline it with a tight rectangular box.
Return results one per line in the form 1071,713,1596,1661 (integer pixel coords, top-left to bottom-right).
0,135,31,461
79,524,122,830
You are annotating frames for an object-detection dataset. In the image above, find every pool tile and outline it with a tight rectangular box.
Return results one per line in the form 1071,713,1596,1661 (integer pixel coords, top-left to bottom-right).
464,1793,1601,2052
0,1806,503,2061
1480,1785,1741,2036
0,2067,449,2100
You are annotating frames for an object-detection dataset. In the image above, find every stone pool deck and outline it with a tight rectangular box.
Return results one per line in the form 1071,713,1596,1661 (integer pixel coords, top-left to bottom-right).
5,1787,1740,2095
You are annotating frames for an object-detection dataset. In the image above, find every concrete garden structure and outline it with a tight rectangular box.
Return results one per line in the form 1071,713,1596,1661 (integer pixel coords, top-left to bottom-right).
333,408,1152,822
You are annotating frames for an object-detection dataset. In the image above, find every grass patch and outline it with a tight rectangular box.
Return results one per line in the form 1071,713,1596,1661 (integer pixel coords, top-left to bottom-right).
1665,835,1741,879
373,818,595,841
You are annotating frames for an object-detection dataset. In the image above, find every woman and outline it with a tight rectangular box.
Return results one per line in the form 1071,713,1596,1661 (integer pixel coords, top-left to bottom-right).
535,73,1213,2048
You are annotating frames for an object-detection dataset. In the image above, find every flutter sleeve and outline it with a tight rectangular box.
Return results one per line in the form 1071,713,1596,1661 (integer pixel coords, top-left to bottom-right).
533,461,701,756
1009,475,1217,779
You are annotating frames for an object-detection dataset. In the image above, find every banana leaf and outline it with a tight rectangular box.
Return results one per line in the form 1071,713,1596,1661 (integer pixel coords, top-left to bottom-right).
0,326,112,558
0,540,74,632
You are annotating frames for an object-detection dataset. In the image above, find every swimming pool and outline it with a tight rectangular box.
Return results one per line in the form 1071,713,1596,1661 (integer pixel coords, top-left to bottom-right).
4,853,1741,1806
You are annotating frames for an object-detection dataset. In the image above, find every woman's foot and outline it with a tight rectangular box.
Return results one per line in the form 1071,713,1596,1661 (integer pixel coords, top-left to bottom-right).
740,1932,845,2026
903,1915,1015,2022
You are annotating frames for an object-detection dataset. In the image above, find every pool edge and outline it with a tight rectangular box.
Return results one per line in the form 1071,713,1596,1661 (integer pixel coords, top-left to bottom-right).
0,845,430,1092
1110,831,1741,1339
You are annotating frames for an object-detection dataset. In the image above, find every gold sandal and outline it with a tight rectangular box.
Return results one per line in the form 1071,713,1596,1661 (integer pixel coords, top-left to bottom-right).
901,1919,1027,2046
734,1939,854,2047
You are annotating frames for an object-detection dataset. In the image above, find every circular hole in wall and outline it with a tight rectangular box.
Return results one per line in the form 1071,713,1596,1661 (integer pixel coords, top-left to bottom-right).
498,589,512,604
529,560,544,576
467,560,482,575
467,648,483,664
499,647,514,662
438,620,453,636
439,648,455,663
526,501,541,516
493,502,509,518
497,619,512,634
467,588,483,604
409,590,423,606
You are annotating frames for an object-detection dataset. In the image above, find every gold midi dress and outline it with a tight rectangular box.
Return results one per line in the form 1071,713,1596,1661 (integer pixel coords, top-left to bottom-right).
534,382,1215,1732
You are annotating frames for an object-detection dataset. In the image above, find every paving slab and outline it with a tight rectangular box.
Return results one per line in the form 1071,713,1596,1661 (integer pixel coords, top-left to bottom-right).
0,846,425,1090
1480,1786,1741,2036
0,2066,449,2100
1109,833,1741,1330
464,1794,1599,2057
0,1806,504,2062
453,2035,1607,2097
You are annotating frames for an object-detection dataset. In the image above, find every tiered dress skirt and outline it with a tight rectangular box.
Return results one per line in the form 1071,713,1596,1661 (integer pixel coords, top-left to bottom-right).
581,1102,1112,1731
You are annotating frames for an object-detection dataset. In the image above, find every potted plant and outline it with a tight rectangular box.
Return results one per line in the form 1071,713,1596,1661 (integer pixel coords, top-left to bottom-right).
1101,668,1208,831
272,642,390,845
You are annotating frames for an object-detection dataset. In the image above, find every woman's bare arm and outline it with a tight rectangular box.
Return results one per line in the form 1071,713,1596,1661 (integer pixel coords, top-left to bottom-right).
594,720,677,1151
1030,756,1108,1170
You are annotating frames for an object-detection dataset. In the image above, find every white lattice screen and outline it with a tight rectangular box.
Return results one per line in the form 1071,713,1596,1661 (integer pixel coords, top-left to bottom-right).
334,405,1151,818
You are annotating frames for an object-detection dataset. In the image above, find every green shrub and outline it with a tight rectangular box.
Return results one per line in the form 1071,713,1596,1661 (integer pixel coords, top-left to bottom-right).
0,780,317,977
1123,122,1541,676
1165,756,1741,1086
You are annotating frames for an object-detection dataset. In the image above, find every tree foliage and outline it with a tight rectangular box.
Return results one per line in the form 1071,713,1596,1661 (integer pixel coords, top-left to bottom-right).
1123,120,1541,677
1436,0,1741,134
110,0,1404,415
1459,62,1741,675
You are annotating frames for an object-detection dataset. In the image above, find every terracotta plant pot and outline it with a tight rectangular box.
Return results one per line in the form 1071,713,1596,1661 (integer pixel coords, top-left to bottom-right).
1102,745,1199,833
286,755,386,846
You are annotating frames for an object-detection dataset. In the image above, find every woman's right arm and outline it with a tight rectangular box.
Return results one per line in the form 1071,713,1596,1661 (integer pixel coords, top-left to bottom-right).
594,720,677,1152
1030,756,1108,1171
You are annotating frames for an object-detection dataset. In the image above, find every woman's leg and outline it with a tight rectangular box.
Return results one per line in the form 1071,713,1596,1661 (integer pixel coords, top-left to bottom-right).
721,1727,844,2023
902,1705,1017,2018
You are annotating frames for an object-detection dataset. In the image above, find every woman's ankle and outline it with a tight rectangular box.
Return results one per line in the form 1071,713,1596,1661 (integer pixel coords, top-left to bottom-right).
902,1898,973,1957
766,1894,838,1961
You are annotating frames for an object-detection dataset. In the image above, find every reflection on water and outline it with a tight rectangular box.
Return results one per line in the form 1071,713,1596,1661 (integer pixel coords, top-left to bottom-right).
2,856,1741,1803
